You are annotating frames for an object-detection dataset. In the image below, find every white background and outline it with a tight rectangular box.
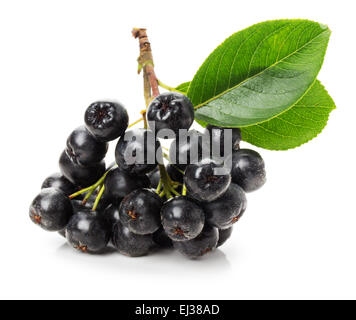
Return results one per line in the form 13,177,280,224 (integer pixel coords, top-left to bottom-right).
0,0,355,300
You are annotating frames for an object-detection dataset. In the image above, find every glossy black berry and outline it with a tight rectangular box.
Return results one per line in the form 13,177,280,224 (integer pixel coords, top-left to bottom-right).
167,164,184,193
66,126,108,166
103,167,151,202
166,164,183,184
153,226,173,248
84,191,112,211
41,172,78,196
169,130,208,170
115,128,161,175
66,209,111,253
84,101,129,142
112,221,154,257
240,195,247,217
231,149,266,192
217,227,233,248
147,167,160,189
59,150,106,187
147,92,194,135
119,189,162,235
203,183,247,229
103,203,121,227
184,159,231,202
174,225,219,259
147,165,183,189
204,125,241,158
29,188,73,231
71,199,88,213
161,196,205,241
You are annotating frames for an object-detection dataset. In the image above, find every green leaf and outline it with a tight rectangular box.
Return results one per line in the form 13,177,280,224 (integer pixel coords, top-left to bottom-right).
176,82,190,94
183,80,335,150
187,19,331,127
241,80,335,150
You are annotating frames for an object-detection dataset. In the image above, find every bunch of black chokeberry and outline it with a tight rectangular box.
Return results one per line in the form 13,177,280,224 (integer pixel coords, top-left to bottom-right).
29,92,266,259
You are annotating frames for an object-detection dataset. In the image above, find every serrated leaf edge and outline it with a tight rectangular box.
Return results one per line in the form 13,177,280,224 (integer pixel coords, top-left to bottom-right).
241,81,336,150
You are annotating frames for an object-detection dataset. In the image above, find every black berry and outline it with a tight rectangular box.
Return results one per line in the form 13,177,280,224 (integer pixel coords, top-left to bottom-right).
103,167,151,202
70,197,110,219
59,150,106,187
161,196,205,241
169,130,208,170
184,159,231,202
66,209,111,253
84,191,112,211
147,92,194,135
147,165,183,189
66,126,108,166
115,128,161,175
147,167,160,189
29,188,73,231
71,199,88,213
153,226,173,248
119,189,162,235
84,101,129,142
41,172,78,196
166,164,183,184
204,125,241,158
203,183,247,229
217,227,233,247
174,225,219,259
231,149,266,192
112,221,154,257
102,203,121,227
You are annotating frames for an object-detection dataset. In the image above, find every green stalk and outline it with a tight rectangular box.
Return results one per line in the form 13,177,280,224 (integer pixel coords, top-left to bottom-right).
182,184,187,196
68,166,115,212
158,80,184,94
82,186,98,204
92,185,105,211
158,164,173,199
156,179,162,194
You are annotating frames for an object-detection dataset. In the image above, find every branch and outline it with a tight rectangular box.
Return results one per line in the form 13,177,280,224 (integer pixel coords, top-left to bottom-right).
132,28,160,105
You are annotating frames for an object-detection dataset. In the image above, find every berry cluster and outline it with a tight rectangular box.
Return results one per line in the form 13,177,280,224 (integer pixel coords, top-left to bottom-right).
29,93,266,259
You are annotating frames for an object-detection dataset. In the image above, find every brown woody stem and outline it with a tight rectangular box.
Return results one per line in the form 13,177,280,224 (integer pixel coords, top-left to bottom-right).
132,28,184,198
132,28,160,106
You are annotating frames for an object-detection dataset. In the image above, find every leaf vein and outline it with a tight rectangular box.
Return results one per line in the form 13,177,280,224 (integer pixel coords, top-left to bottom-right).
227,29,260,88
195,29,329,110
247,23,293,77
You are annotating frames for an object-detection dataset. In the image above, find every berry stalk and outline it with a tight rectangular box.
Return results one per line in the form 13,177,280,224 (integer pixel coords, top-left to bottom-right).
157,80,184,94
68,166,114,210
92,184,105,211
158,164,172,199
133,27,179,198
132,28,160,104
